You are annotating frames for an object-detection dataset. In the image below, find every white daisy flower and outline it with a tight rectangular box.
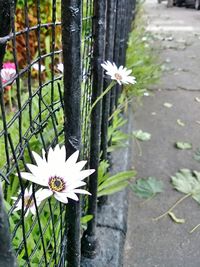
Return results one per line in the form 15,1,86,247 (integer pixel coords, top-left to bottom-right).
32,63,46,72
101,60,136,85
12,186,45,217
19,145,95,204
57,63,63,73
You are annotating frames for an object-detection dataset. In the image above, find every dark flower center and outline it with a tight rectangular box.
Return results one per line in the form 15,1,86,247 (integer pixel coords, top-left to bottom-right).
48,176,65,192
24,196,34,207
114,73,122,81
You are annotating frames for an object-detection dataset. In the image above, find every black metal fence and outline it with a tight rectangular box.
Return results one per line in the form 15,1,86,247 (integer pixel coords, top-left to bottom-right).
0,0,135,266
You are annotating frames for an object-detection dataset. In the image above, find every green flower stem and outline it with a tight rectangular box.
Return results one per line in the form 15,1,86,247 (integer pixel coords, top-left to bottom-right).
153,193,191,221
8,87,13,112
87,80,116,122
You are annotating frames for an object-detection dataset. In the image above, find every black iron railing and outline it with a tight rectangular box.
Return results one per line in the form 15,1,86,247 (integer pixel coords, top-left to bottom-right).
0,0,136,266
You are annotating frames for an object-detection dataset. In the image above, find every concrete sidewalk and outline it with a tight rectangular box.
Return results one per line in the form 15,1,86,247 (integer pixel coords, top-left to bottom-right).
124,1,200,267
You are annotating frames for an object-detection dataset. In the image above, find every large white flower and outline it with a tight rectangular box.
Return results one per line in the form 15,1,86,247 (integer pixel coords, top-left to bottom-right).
19,145,95,204
101,60,136,85
12,186,45,217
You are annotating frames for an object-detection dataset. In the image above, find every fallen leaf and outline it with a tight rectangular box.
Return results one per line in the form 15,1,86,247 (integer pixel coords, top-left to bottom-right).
163,102,173,108
195,97,200,103
171,169,200,204
168,211,185,224
177,119,185,127
131,177,164,199
175,142,192,150
194,148,200,162
133,130,151,141
165,36,174,41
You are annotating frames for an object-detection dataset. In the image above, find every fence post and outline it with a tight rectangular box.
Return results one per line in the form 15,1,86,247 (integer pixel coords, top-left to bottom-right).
101,0,117,162
61,1,82,266
0,0,17,68
0,182,18,267
0,2,18,264
81,0,107,258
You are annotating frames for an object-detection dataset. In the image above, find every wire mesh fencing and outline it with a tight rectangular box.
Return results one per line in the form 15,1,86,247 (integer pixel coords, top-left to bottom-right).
0,0,136,266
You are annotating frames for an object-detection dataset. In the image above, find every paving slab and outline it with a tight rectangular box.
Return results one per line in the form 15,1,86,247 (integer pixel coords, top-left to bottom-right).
145,0,200,91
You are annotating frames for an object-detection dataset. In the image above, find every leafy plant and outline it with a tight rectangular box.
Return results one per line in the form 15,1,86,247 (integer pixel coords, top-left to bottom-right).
107,107,129,152
126,7,161,98
131,177,164,199
97,160,136,197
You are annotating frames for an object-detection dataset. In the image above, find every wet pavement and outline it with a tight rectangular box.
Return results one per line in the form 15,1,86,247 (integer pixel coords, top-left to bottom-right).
124,1,200,267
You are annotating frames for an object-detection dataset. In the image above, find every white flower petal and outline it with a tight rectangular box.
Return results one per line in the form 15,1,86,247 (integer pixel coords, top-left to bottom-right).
73,189,91,195
32,151,47,167
35,188,53,202
66,192,79,201
20,172,47,186
65,150,79,166
30,206,36,215
74,160,87,171
75,169,95,181
54,193,68,204
57,63,63,73
13,200,22,212
47,147,54,164
32,63,45,72
65,181,86,191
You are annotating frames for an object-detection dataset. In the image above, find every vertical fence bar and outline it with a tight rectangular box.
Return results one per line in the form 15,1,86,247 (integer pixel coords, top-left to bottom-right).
0,2,17,265
115,0,126,105
101,0,117,162
110,0,122,115
82,0,107,258
61,1,82,266
119,0,127,67
0,0,13,181
0,0,13,68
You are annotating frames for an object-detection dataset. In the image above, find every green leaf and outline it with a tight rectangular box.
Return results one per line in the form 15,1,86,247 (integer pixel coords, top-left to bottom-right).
81,215,93,225
98,160,110,185
98,170,136,192
131,177,164,199
132,130,151,141
97,182,129,197
175,142,192,150
194,148,200,162
171,169,200,204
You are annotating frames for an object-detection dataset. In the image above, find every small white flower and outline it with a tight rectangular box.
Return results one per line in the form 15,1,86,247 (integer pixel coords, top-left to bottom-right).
101,60,136,85
1,62,16,84
19,145,95,204
12,186,46,217
57,63,63,73
32,63,45,72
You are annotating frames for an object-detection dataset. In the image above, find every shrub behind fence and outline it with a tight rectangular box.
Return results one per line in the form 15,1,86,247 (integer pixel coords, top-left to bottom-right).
0,0,135,266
